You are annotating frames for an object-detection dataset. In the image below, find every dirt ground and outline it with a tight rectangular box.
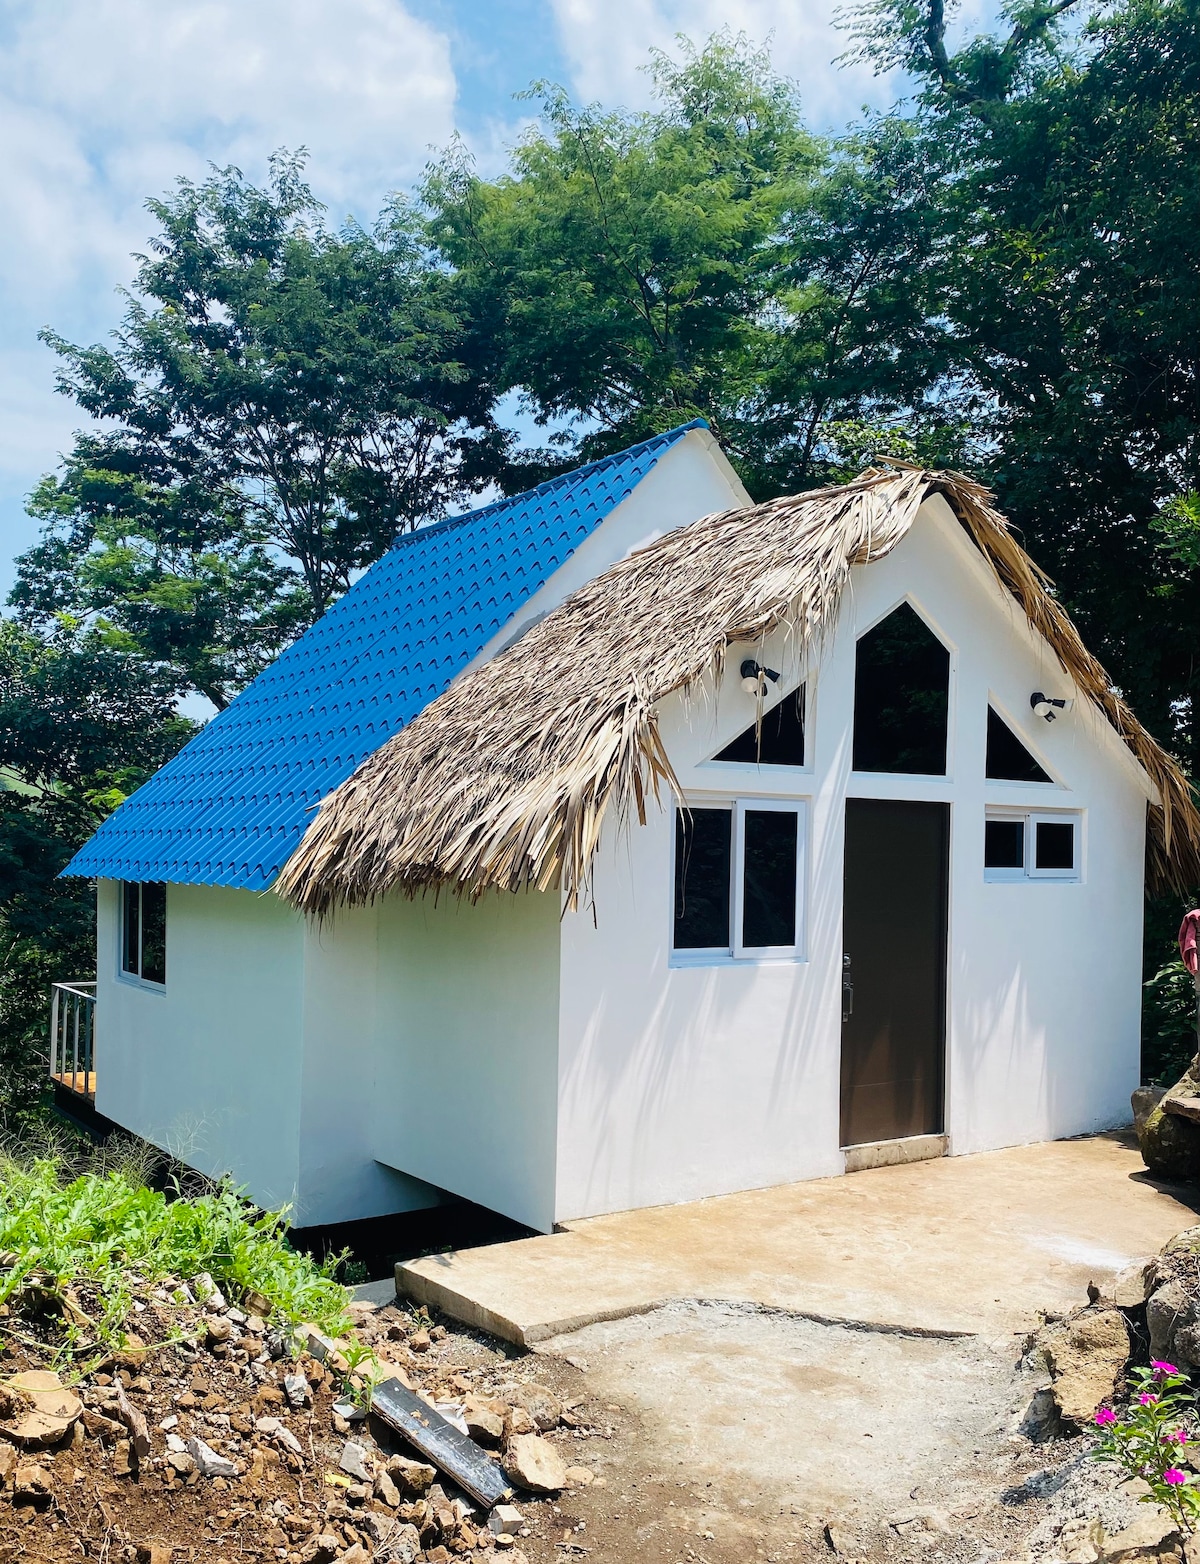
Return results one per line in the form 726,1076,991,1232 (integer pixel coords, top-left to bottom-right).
0,1280,1161,1564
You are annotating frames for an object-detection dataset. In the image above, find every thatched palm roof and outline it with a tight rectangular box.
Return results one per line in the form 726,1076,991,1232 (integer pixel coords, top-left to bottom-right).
276,467,1200,915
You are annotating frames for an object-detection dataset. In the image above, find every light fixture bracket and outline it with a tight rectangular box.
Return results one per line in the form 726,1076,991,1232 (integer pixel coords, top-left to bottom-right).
740,659,781,697
1031,691,1074,722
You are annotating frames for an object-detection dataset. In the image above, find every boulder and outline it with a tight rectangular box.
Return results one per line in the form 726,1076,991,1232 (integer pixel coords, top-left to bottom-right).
503,1432,568,1494
1134,1085,1168,1137
1147,1280,1195,1361
1043,1308,1131,1427
1111,1262,1153,1309
1102,1513,1182,1562
1138,1061,1200,1181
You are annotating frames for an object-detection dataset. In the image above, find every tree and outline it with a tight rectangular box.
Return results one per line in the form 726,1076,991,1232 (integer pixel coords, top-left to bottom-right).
11,153,501,708
0,622,189,1123
426,35,967,497
844,0,1200,775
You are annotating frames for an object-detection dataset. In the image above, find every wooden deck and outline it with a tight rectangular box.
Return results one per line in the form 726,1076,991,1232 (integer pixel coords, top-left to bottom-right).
51,1070,96,1100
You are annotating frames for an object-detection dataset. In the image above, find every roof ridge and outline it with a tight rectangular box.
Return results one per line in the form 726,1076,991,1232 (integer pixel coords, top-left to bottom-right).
389,419,708,552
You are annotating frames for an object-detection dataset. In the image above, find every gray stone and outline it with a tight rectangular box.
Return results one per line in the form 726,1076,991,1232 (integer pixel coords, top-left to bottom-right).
1111,1262,1153,1309
1137,1062,1200,1181
191,1272,227,1310
374,1522,421,1564
186,1436,237,1479
374,1469,400,1507
490,1505,525,1536
502,1433,567,1494
339,1439,372,1482
1133,1085,1168,1137
284,1373,312,1409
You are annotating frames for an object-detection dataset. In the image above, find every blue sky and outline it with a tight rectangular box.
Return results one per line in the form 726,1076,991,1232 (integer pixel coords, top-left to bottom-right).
0,0,992,596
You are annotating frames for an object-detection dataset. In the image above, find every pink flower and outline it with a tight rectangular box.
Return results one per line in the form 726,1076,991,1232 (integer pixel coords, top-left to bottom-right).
1095,1408,1117,1426
1153,1361,1181,1376
1172,1430,1189,1445
1164,1468,1187,1486
1140,1394,1159,1405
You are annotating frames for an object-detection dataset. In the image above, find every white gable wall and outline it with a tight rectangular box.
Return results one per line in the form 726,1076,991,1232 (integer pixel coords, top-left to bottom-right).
555,496,1147,1221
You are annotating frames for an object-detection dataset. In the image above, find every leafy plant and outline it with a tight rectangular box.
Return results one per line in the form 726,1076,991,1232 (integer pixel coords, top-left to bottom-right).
1093,1362,1200,1530
1144,958,1198,1087
0,1148,350,1352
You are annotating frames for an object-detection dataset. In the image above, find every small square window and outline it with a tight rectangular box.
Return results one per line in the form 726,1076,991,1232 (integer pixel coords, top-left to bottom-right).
1030,816,1079,878
984,818,1025,871
673,801,805,960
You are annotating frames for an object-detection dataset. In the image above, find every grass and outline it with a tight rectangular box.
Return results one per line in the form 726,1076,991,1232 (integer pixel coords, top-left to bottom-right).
0,1133,351,1354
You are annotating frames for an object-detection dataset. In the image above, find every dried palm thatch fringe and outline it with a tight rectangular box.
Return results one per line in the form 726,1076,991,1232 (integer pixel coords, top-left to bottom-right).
277,467,1200,916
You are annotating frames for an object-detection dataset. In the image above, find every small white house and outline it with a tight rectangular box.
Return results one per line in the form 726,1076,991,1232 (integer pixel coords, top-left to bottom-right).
61,422,1200,1233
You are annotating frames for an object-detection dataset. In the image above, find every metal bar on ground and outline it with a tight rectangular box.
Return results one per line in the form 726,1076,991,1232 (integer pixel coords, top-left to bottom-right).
370,1377,513,1510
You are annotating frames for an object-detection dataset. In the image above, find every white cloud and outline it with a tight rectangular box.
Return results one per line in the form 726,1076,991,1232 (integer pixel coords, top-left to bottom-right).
549,0,898,129
0,0,459,589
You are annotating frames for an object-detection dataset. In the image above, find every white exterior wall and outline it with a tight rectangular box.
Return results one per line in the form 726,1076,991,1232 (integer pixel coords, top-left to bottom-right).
94,881,306,1212
370,891,561,1233
555,496,1150,1221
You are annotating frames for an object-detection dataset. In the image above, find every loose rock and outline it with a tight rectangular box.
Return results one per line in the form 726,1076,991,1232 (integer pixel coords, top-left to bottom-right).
386,1453,436,1495
1103,1513,1183,1562
1042,1308,1131,1426
339,1439,372,1481
502,1432,568,1494
186,1435,237,1479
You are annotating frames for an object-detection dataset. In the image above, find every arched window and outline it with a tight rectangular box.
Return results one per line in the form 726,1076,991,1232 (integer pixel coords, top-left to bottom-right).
853,604,950,775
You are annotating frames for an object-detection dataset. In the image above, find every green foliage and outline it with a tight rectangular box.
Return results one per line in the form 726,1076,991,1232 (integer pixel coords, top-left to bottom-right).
1093,1363,1200,1531
12,152,500,707
425,35,818,485
1144,958,1198,1087
0,1148,350,1343
0,621,189,1125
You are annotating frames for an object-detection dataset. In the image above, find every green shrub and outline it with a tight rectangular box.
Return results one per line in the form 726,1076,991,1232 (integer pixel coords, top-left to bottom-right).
0,1147,350,1343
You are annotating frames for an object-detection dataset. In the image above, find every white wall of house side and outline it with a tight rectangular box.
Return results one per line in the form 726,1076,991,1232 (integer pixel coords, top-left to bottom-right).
296,906,444,1227
555,495,1150,1221
462,429,751,676
94,881,306,1212
370,890,562,1233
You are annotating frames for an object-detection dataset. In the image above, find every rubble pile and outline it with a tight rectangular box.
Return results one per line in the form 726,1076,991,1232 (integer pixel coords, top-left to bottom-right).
0,1272,606,1564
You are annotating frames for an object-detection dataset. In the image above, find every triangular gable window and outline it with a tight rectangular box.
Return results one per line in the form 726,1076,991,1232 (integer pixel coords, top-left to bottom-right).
986,706,1052,783
711,688,805,766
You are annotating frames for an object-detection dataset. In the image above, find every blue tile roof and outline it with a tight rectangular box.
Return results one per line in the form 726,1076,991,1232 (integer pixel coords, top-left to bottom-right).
64,422,704,890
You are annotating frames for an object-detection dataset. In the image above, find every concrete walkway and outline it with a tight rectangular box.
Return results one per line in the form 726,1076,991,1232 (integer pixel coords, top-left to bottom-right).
397,1134,1200,1344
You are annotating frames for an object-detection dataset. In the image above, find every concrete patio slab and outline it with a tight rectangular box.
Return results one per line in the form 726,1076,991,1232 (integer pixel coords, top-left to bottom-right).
397,1133,1200,1344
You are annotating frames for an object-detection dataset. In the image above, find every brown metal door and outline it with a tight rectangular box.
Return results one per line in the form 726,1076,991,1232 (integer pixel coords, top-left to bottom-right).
840,799,948,1147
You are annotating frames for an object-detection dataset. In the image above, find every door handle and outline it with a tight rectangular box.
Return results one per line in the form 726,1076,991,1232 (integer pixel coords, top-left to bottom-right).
842,953,854,1023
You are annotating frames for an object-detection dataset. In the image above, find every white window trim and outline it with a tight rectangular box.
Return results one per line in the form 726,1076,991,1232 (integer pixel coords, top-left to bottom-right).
984,809,1082,883
671,797,808,965
1028,812,1081,880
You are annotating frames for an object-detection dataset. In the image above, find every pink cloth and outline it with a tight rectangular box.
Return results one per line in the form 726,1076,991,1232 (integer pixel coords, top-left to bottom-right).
1179,911,1200,975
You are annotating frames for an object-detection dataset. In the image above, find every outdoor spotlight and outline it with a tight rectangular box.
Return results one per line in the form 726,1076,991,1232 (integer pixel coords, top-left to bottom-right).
1031,691,1074,722
740,659,781,697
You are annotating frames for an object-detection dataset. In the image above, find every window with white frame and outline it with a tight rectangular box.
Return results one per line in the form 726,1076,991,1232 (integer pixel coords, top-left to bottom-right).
984,811,1081,881
673,800,805,959
120,881,167,985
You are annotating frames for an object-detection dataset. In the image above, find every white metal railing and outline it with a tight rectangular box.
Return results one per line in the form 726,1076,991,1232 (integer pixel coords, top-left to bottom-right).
49,981,97,1099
